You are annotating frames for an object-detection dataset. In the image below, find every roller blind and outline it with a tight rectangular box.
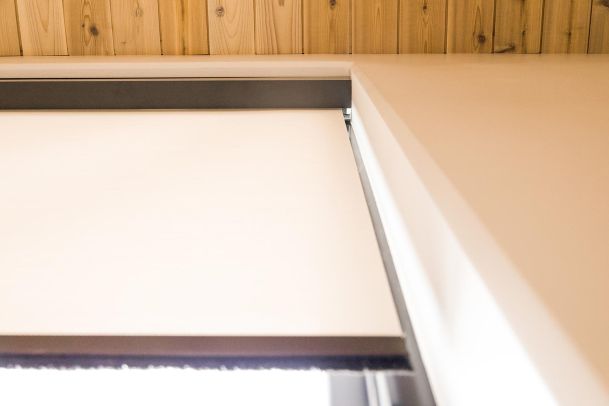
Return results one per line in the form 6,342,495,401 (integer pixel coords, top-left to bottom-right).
0,109,402,358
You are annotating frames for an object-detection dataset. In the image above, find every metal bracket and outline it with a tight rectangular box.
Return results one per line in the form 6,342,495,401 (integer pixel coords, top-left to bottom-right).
343,107,352,129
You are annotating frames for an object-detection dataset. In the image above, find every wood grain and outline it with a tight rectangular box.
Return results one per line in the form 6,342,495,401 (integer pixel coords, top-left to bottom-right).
399,0,447,53
304,0,350,53
0,0,21,55
159,0,209,55
542,0,593,53
494,0,543,53
255,0,302,54
110,0,161,55
352,0,398,53
63,0,114,55
589,0,609,53
446,0,494,53
5,0,606,56
207,0,254,54
16,0,68,55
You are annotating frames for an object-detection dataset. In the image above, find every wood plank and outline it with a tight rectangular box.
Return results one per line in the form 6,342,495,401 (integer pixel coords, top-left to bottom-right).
542,0,592,53
304,0,350,54
589,0,609,53
255,0,302,54
207,0,254,55
494,0,543,53
16,0,68,55
110,0,161,55
399,0,447,53
446,0,494,53
0,0,21,55
159,0,209,55
352,0,398,53
63,0,114,55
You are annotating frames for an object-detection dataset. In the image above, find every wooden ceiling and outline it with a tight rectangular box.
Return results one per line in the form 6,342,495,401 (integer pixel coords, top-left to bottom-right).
0,0,608,57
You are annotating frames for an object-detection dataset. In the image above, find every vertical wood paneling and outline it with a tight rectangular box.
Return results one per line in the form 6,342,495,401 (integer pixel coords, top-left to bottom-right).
159,0,209,55
589,0,609,53
110,0,161,55
63,0,114,55
207,0,254,54
304,0,350,53
399,0,447,53
16,0,68,55
0,0,21,55
1,0,606,56
447,0,494,53
494,0,543,53
352,0,398,53
255,0,302,54
542,0,592,53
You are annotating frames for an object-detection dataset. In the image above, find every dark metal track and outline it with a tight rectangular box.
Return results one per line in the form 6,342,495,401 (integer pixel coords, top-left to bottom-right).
0,79,351,110
349,126,437,406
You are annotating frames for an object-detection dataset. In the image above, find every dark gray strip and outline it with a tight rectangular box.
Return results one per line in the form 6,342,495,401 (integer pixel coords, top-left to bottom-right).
349,128,437,406
0,336,405,358
0,354,410,371
0,79,351,110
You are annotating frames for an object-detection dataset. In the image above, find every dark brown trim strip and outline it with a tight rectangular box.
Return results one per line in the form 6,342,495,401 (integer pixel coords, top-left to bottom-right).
0,336,405,358
0,79,351,110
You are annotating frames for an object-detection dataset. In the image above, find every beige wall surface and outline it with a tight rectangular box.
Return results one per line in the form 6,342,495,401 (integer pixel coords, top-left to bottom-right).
355,54,609,378
0,55,352,78
350,54,609,404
